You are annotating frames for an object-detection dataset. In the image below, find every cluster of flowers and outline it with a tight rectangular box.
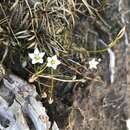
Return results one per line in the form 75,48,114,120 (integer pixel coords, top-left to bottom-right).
29,48,61,70
28,48,101,104
29,48,100,70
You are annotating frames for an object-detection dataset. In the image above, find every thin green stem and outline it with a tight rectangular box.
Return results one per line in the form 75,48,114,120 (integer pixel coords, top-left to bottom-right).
29,64,47,82
49,68,54,97
35,64,47,75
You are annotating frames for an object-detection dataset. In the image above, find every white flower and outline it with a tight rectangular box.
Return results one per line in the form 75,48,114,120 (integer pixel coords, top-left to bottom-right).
89,58,99,70
126,119,130,130
48,97,53,104
29,48,45,64
47,55,61,70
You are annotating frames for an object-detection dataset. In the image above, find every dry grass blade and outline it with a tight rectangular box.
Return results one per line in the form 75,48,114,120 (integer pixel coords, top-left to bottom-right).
81,0,96,15
117,26,126,40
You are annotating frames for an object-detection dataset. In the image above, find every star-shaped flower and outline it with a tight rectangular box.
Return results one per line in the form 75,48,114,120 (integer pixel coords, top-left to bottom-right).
29,48,45,64
89,58,99,70
47,55,61,70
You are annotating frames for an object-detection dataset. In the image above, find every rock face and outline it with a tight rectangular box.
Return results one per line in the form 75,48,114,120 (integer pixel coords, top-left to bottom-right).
0,74,59,130
65,0,130,130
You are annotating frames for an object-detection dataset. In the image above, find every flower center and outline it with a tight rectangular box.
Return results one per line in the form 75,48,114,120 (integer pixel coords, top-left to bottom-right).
51,60,56,65
34,55,40,61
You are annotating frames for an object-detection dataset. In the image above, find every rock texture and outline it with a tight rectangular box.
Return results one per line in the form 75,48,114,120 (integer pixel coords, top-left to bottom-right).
64,0,130,130
0,74,59,130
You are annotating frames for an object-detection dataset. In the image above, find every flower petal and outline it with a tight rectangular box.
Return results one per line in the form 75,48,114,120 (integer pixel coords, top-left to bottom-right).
47,57,52,63
34,48,39,55
38,59,43,64
39,52,45,58
92,58,96,62
52,55,57,60
89,65,93,69
46,62,52,67
29,53,35,59
52,64,57,70
32,59,37,64
56,60,61,65
48,97,53,104
93,65,97,69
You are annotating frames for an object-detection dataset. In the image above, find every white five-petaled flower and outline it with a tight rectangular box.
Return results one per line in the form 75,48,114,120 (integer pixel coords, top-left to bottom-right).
29,48,45,64
89,58,99,70
47,55,61,70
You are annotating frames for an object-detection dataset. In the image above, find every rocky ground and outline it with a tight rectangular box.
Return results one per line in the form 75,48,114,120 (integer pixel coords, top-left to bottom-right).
0,0,130,130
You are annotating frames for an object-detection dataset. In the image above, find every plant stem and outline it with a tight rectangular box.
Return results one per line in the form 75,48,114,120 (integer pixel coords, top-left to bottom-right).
50,68,54,97
29,64,47,82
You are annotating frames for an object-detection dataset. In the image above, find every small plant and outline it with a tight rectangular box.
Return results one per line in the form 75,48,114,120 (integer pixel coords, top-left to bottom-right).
28,48,61,103
28,48,102,103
